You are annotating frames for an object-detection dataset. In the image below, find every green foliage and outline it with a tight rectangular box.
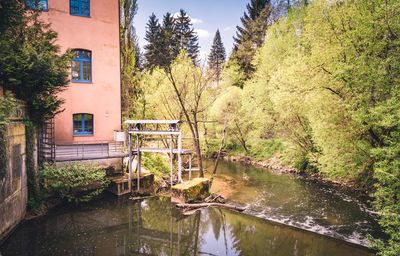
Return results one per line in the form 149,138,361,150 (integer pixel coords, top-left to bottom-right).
142,153,169,177
216,0,400,254
247,138,283,161
25,121,38,200
120,0,142,119
294,155,318,174
0,0,72,125
27,197,40,215
27,191,46,215
39,163,110,204
0,92,17,125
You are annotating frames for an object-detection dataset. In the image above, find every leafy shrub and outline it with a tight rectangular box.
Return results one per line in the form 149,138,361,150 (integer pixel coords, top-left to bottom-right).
294,155,318,174
39,163,110,203
142,152,169,177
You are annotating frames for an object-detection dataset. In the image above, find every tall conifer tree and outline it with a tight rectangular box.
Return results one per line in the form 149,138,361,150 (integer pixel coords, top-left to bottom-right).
232,0,272,85
174,9,200,64
159,12,177,68
144,13,161,70
120,0,141,117
144,9,200,68
208,30,226,82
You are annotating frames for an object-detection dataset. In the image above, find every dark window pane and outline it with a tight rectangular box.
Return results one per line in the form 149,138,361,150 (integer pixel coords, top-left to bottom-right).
38,0,47,10
70,0,79,14
82,51,91,59
81,0,90,16
83,61,91,81
73,50,80,58
71,61,81,80
73,114,82,133
84,114,93,133
70,0,90,17
26,0,47,10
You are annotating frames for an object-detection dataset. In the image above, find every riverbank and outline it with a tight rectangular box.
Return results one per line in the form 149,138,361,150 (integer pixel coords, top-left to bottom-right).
217,153,372,199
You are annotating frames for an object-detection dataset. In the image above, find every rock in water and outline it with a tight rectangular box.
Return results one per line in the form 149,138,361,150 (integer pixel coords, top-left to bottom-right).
171,178,210,204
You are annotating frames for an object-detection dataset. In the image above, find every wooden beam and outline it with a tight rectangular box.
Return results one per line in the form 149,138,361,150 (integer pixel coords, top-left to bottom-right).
124,120,181,124
129,130,181,136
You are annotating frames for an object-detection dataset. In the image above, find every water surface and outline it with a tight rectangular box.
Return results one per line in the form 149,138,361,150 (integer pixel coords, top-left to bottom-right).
204,160,383,246
1,196,373,256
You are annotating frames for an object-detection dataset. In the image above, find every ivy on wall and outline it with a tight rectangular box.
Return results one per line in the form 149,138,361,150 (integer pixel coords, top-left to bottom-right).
25,121,37,200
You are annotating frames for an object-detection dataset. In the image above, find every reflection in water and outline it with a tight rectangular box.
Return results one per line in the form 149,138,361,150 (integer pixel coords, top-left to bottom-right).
204,160,383,246
1,196,374,256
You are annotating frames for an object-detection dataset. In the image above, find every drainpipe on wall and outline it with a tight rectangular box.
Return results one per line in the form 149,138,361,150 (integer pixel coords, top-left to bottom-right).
118,0,122,131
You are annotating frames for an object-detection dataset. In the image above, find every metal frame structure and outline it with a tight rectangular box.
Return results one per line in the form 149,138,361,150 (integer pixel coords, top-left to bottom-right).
125,120,193,192
38,118,55,163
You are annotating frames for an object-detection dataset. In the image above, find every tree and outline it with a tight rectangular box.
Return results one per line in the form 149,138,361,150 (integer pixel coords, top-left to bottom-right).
174,9,200,64
144,13,161,70
120,0,141,118
159,12,177,68
142,52,216,177
0,0,72,125
231,0,272,84
144,9,200,69
208,30,226,83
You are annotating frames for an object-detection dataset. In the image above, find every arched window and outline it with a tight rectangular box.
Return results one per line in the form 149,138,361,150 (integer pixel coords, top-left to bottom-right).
72,50,92,83
73,114,93,135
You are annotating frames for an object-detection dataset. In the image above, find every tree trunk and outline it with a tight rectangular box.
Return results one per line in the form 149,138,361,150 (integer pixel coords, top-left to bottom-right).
165,68,204,177
234,120,248,152
176,203,245,211
210,110,228,187
193,113,204,177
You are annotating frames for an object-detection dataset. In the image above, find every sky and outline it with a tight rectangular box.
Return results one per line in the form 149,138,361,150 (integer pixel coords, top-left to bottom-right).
134,0,249,63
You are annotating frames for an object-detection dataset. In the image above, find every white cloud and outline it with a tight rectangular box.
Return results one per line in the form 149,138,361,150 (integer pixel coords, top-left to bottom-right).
194,29,212,39
191,18,204,24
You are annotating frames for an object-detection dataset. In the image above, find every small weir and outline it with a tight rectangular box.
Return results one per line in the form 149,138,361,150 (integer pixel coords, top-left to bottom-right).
111,120,210,203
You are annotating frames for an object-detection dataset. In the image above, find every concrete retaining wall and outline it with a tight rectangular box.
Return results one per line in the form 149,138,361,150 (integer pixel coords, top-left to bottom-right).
0,122,27,242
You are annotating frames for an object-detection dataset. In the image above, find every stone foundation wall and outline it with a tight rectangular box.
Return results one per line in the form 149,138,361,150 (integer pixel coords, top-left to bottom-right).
0,122,27,242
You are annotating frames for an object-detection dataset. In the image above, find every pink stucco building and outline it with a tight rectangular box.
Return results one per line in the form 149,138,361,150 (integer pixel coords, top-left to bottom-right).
33,0,122,150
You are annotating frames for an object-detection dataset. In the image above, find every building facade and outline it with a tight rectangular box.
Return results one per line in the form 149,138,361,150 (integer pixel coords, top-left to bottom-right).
32,0,121,146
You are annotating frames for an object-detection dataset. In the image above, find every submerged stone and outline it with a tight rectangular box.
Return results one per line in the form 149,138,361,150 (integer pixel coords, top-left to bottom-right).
171,178,210,204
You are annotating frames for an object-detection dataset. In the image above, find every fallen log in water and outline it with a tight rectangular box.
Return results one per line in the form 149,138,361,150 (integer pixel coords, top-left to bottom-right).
129,195,156,200
176,203,246,211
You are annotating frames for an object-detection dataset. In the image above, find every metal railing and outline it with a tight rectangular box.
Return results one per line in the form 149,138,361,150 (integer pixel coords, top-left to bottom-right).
54,141,125,161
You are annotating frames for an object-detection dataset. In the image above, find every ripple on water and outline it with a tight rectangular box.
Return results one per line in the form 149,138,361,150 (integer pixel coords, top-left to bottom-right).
205,159,384,246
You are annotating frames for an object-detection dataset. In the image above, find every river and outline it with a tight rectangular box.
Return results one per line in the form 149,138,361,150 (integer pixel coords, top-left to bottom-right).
0,160,380,256
203,160,383,246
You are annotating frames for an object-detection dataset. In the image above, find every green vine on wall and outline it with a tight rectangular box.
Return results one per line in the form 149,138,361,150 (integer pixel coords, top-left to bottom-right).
25,121,38,200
